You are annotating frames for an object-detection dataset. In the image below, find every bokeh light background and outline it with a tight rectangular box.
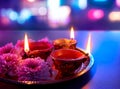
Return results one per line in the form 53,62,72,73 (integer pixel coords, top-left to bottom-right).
0,0,120,30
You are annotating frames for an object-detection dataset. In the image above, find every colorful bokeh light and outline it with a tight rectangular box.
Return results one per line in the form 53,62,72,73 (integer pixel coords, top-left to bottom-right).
116,0,120,7
88,9,104,20
48,6,71,27
38,7,47,16
47,0,60,9
78,0,87,10
108,11,120,22
27,0,35,3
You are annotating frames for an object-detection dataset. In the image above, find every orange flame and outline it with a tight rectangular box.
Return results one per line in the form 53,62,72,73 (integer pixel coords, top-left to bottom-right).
86,33,91,54
24,33,29,53
70,27,74,39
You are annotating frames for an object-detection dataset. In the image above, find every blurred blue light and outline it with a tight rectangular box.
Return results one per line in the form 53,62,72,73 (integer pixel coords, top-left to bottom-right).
72,0,79,8
1,9,19,21
94,0,107,2
17,8,32,24
47,0,60,9
17,19,25,24
8,11,18,21
19,9,32,20
78,0,87,10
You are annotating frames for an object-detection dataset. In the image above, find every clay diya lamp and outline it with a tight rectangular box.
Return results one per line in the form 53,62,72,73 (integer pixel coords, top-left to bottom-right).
53,38,77,50
23,34,53,60
27,41,53,60
50,49,87,79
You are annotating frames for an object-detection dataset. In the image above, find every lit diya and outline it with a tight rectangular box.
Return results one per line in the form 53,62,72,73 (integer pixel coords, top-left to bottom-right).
53,27,77,49
51,48,88,79
23,34,53,60
51,32,92,79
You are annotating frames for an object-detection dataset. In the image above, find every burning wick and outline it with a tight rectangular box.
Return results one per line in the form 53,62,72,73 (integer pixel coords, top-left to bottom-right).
70,27,74,40
86,33,91,55
24,33,30,53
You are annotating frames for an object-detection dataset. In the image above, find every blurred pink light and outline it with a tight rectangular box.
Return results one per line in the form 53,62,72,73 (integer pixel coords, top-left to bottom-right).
1,17,10,25
116,0,120,7
27,0,35,2
88,9,104,20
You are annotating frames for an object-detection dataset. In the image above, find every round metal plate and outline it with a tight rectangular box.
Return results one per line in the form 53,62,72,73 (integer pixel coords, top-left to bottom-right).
0,48,94,85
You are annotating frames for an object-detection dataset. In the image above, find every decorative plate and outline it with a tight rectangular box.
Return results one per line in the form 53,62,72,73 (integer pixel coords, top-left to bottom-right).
0,48,94,85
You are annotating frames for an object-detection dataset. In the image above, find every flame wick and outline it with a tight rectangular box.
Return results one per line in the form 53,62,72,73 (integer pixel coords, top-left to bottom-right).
86,33,91,54
70,27,74,39
24,33,29,53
